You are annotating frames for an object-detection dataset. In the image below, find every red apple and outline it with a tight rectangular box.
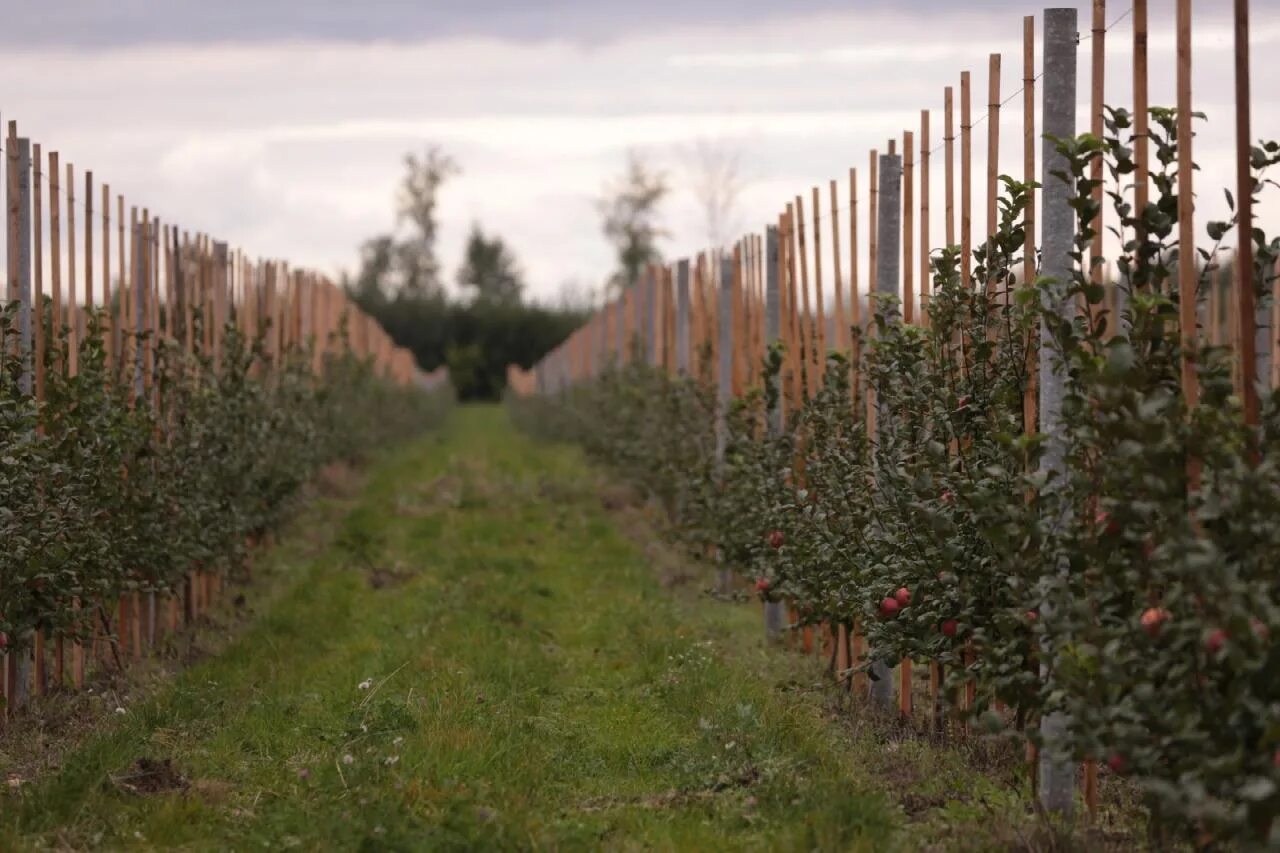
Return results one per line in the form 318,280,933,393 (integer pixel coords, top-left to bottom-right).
940,619,959,637
894,587,911,607
1095,510,1121,537
1205,629,1229,655
755,577,771,593
956,395,972,410
878,597,900,619
1140,607,1170,638
767,530,785,550
1107,753,1127,774
1025,610,1038,622
941,490,955,506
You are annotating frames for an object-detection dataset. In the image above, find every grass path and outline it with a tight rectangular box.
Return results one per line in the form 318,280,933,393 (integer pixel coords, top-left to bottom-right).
2,406,1037,851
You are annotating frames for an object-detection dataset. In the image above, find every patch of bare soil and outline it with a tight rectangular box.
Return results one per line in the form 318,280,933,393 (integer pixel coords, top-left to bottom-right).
598,483,638,512
109,757,188,796
367,563,417,590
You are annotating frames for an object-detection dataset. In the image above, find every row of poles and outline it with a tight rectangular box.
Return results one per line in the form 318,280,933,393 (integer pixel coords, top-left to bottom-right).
0,114,447,721
517,1,1272,818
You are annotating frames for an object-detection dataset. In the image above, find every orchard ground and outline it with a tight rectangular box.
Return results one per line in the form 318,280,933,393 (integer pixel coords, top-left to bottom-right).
0,406,1138,850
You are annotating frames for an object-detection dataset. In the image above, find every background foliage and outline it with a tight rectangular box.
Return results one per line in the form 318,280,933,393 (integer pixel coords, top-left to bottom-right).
345,148,669,401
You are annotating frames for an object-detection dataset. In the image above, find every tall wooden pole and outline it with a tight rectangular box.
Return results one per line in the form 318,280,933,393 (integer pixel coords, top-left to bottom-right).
1233,0,1259,427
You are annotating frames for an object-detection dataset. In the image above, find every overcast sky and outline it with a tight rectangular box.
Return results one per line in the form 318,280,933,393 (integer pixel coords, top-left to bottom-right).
3,1,1277,304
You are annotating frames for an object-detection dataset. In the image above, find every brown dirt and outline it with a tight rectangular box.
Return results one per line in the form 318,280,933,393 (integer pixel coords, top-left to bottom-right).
109,757,188,796
598,483,638,512
367,563,416,590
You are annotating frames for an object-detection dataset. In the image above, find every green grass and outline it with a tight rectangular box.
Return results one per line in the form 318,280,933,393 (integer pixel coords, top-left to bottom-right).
0,405,1071,851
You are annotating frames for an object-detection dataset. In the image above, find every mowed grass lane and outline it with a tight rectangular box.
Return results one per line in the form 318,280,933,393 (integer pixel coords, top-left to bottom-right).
3,406,1020,851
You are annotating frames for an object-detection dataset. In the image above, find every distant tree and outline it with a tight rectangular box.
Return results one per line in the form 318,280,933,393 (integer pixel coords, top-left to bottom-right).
598,151,668,293
344,146,589,401
397,146,459,296
347,146,457,311
686,139,745,248
456,225,524,305
347,234,396,310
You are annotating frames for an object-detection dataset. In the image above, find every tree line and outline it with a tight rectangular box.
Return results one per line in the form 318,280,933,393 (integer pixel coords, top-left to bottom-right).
343,147,671,400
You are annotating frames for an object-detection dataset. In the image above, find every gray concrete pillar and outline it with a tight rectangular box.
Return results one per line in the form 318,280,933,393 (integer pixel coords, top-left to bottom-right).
763,227,786,638
676,260,691,375
868,152,903,710
1038,6,1079,819
715,253,735,594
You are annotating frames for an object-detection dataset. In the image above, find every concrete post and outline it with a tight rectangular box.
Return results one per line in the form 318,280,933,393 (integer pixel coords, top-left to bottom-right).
715,253,735,594
868,152,903,709
1038,6,1079,818
763,226,786,638
10,139,33,709
875,154,903,309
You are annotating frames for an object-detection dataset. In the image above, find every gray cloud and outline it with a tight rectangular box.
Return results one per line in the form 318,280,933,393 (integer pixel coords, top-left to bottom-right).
2,1,1275,303
2,0,1068,47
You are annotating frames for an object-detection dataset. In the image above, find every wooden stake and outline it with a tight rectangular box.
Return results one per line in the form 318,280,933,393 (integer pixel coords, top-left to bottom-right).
4,123,14,367
987,54,1002,297
1134,0,1150,231
945,86,956,248
1090,0,1106,299
85,172,93,326
961,72,973,288
103,184,111,367
1233,0,1259,427
829,180,847,353
66,163,77,376
1177,0,1200,420
869,151,879,297
796,195,814,398
920,111,931,323
850,168,861,334
737,244,747,394
775,216,790,424
33,144,45,406
118,196,126,372
49,153,62,376
904,130,915,324
811,186,826,371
